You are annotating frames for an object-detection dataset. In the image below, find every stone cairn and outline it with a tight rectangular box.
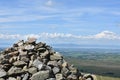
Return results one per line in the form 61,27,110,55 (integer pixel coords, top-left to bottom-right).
0,38,92,80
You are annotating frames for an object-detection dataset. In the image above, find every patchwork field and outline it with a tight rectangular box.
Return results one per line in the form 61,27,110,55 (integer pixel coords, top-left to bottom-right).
55,48,120,79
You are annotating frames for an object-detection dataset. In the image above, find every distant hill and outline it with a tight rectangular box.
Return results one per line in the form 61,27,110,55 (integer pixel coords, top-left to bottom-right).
52,43,120,49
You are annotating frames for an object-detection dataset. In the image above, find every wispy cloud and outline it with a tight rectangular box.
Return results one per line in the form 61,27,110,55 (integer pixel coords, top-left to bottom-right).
0,15,55,23
0,0,119,23
0,31,120,40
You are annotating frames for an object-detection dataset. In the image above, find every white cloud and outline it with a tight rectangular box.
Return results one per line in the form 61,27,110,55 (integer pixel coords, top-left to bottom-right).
0,31,120,40
94,31,120,39
0,34,21,39
45,0,53,6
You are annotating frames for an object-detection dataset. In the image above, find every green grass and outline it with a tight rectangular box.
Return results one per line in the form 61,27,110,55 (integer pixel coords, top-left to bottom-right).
96,75,120,80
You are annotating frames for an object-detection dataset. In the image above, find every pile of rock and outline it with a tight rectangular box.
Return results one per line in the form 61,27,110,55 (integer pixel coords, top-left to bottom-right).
0,38,88,80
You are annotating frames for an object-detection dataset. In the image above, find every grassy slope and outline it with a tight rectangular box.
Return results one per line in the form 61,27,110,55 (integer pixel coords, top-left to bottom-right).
96,75,120,80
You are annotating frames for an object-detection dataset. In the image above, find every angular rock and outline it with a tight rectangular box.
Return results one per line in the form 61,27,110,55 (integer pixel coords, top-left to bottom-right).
25,45,34,50
40,50,49,58
46,78,56,80
8,51,19,56
16,76,21,80
19,50,27,56
17,40,24,46
37,48,46,52
31,70,49,80
13,61,26,67
47,61,58,67
55,73,64,80
8,66,23,75
32,59,43,70
50,52,62,60
62,61,68,68
67,74,78,80
0,78,4,80
61,67,70,77
8,77,16,80
0,68,6,78
28,67,37,74
27,37,36,44
20,56,29,63
22,73,29,80
52,67,60,74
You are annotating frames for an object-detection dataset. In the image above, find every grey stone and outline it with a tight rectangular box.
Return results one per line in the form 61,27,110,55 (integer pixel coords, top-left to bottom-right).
20,56,29,62
61,67,70,77
27,37,36,43
8,66,23,75
50,52,62,60
57,60,63,66
33,59,43,70
8,77,16,80
45,66,52,70
62,61,68,68
52,67,60,74
16,76,21,80
0,68,6,78
22,66,28,71
37,48,46,52
1,59,9,64
9,57,14,63
31,70,49,80
22,73,29,80
40,50,49,58
25,45,34,50
28,67,37,74
70,67,78,75
8,51,19,57
0,78,4,80
67,74,77,80
13,61,26,67
17,40,24,47
46,78,56,80
19,50,27,56
30,55,37,61
28,60,33,67
55,73,63,80
47,61,58,67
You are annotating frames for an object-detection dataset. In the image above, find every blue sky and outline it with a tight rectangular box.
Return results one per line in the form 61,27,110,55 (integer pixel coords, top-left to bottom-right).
0,0,120,47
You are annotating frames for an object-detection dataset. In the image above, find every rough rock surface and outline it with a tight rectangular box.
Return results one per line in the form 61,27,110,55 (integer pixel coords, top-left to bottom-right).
0,38,94,80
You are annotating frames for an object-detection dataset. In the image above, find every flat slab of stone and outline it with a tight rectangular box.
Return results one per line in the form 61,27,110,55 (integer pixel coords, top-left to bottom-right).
13,61,26,67
8,67,23,75
31,70,49,80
